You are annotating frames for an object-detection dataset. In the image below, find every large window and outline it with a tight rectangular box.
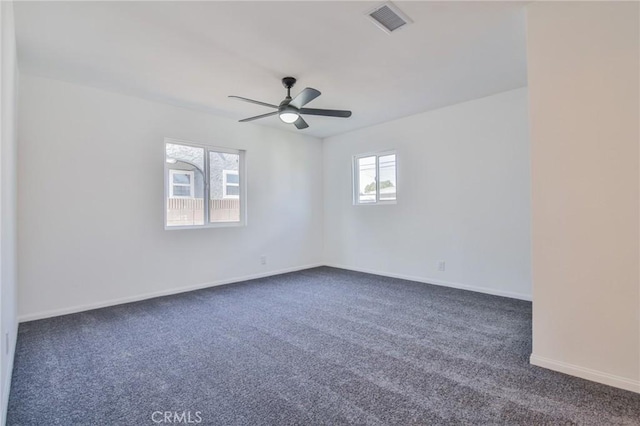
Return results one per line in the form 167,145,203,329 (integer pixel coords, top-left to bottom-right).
165,139,245,228
353,151,397,204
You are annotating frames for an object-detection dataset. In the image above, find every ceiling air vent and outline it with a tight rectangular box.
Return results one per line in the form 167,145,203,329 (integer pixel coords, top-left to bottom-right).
366,2,413,34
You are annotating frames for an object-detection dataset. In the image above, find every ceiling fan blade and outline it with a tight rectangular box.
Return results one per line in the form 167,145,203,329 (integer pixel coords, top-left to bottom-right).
229,96,278,109
300,108,352,118
239,111,278,122
294,116,309,129
289,88,321,109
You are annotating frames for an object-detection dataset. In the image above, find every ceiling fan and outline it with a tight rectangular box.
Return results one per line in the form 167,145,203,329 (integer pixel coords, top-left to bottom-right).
229,77,352,129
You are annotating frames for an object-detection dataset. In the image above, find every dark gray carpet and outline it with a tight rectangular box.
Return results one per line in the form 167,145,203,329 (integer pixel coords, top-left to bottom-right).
7,267,640,425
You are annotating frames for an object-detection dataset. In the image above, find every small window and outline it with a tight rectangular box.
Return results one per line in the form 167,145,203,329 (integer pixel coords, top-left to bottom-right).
223,170,240,199
169,170,195,198
353,151,397,204
165,139,245,228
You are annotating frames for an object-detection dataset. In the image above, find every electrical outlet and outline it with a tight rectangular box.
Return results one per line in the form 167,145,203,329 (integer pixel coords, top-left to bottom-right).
438,261,446,272
260,255,267,265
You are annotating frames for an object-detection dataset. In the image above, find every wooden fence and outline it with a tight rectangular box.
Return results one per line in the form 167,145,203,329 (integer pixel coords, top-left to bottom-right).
167,198,240,226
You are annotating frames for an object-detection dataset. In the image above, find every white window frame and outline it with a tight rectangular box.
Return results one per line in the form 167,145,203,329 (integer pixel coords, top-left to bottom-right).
164,138,247,229
353,150,397,205
168,169,195,198
222,170,240,199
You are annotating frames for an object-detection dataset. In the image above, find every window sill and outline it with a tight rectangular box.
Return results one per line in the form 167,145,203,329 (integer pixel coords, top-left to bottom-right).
353,201,397,206
165,222,245,230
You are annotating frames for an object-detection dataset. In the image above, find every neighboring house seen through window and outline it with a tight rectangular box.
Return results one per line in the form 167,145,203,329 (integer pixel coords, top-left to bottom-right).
165,139,246,228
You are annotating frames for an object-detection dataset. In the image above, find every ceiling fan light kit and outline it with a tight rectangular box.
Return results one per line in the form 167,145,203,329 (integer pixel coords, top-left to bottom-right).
279,110,299,124
229,77,352,130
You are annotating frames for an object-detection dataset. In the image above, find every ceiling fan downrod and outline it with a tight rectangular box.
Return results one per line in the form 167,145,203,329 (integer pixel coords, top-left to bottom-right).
282,77,296,99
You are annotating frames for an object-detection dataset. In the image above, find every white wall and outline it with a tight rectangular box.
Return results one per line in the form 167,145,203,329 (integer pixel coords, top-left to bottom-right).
323,88,531,300
0,1,19,422
18,74,323,320
528,2,639,392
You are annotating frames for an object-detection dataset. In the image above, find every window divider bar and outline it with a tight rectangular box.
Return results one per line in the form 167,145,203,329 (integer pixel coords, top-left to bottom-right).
204,149,211,224
376,155,380,203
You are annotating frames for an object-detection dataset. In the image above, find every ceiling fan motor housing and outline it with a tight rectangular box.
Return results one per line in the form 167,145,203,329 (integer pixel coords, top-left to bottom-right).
282,77,297,89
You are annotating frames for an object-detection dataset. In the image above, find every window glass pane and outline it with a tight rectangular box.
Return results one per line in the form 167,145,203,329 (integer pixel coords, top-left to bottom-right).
225,185,240,196
172,173,191,184
226,173,239,184
172,185,191,197
358,156,377,203
378,154,396,201
166,143,204,227
166,143,204,171
210,152,240,222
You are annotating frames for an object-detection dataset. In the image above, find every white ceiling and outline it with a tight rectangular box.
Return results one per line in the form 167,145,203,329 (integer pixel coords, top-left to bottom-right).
14,1,527,138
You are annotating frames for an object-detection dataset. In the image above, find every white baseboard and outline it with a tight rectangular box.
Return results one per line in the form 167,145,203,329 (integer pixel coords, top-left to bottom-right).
18,263,323,323
325,263,532,301
18,262,532,322
530,354,640,394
